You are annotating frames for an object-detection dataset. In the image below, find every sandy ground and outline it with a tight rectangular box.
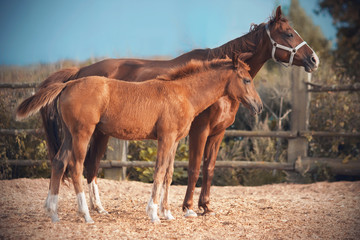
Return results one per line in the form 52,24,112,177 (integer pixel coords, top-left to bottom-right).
0,178,359,240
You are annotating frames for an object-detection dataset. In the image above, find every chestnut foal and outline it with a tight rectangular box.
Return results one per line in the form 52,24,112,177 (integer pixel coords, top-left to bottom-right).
17,57,262,223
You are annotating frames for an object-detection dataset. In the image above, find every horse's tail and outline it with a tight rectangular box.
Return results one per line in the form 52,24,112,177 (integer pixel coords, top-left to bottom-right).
38,68,79,160
16,82,68,121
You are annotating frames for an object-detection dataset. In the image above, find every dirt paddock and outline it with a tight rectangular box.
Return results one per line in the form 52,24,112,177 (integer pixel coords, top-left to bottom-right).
0,178,359,239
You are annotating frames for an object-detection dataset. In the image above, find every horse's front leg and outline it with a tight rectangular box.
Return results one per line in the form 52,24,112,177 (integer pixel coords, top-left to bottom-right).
198,130,225,215
146,136,176,223
182,119,210,218
84,129,110,214
160,141,179,220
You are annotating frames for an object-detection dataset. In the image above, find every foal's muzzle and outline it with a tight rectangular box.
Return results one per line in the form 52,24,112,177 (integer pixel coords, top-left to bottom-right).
244,97,263,115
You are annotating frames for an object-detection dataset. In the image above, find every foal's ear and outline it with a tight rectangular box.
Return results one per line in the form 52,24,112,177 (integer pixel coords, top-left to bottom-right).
275,6,282,21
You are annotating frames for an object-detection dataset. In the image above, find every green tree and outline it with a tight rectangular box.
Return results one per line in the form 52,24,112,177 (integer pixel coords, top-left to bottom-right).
289,0,331,56
317,0,360,82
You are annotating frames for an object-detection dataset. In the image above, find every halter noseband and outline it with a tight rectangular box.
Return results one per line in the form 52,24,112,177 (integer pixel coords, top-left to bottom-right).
265,24,308,67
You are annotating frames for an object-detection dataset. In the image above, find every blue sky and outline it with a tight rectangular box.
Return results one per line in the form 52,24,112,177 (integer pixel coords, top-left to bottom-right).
0,0,336,66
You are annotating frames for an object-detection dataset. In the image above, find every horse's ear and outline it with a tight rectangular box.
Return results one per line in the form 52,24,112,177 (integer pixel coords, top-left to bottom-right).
275,6,282,21
238,52,253,62
232,52,240,69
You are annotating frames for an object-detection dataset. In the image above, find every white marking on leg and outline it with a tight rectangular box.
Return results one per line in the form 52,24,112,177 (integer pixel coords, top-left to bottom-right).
88,181,108,214
159,185,175,220
146,198,160,223
44,191,60,222
184,208,198,218
77,192,94,223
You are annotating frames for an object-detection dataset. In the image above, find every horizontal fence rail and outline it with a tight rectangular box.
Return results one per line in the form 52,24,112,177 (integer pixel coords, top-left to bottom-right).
0,82,38,89
2,129,360,138
4,158,359,176
305,82,360,92
2,159,294,170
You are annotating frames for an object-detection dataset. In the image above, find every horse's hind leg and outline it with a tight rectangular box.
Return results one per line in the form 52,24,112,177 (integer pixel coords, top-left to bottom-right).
69,126,96,223
45,131,72,222
146,135,176,223
84,129,110,214
160,141,178,220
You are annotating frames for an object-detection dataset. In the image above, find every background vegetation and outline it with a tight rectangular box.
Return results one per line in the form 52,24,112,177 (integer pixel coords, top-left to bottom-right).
1,0,359,184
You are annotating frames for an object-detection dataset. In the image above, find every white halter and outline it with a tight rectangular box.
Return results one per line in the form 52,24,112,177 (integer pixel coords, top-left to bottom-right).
265,23,308,67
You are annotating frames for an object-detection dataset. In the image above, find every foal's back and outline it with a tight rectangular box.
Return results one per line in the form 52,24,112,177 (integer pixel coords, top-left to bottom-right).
59,76,192,140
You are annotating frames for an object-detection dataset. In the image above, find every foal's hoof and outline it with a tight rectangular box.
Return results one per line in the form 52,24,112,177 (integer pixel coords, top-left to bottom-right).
161,209,175,220
184,209,197,218
151,217,161,224
85,216,95,224
51,215,60,223
201,210,216,216
97,209,109,215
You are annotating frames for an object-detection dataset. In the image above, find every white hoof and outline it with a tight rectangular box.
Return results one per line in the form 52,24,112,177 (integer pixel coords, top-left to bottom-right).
51,214,60,223
163,209,175,220
147,199,160,223
85,216,95,224
184,209,197,218
98,208,109,215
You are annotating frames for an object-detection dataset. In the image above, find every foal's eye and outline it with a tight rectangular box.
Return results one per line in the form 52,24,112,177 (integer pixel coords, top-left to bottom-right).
243,78,251,84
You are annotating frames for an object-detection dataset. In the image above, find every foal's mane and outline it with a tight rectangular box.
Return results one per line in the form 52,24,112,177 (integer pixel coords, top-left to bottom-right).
157,59,232,81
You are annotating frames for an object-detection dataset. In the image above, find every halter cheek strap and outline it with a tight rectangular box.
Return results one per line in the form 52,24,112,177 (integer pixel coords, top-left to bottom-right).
265,24,308,67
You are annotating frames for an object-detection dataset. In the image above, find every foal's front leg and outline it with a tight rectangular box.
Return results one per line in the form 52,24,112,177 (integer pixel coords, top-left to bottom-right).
146,137,176,223
159,141,178,220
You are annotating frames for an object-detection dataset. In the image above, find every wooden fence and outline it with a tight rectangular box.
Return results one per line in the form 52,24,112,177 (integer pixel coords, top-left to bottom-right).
1,67,360,181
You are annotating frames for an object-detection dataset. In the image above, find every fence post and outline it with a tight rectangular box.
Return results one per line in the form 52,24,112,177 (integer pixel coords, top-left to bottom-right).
104,138,128,180
287,67,310,182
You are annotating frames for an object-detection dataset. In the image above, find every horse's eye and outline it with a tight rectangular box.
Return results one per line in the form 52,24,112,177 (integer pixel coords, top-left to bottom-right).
287,33,293,38
243,78,251,84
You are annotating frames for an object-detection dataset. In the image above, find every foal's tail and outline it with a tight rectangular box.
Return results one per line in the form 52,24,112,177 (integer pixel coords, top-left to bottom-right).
16,81,68,121
38,68,79,160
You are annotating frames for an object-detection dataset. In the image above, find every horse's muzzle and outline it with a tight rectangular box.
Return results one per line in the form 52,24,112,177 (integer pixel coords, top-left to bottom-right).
304,53,319,73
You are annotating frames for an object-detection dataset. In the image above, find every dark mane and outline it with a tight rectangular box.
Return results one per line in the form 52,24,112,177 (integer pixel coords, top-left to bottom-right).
209,13,289,59
157,59,232,81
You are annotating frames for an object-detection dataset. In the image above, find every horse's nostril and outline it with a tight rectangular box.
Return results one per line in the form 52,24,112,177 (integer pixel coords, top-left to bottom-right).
311,56,316,64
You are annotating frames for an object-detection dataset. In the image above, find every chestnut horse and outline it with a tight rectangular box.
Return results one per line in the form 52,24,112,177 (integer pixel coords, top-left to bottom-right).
17,58,262,223
37,6,319,217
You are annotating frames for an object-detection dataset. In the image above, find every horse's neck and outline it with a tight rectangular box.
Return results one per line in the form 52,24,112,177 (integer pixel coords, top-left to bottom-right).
211,25,271,78
180,69,229,115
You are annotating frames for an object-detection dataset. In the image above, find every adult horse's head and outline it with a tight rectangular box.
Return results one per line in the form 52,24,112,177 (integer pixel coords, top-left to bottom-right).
228,54,263,115
265,6,319,72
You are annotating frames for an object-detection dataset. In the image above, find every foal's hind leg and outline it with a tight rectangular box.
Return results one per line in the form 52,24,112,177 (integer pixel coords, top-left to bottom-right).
84,129,110,214
69,126,96,223
45,132,72,222
160,141,178,220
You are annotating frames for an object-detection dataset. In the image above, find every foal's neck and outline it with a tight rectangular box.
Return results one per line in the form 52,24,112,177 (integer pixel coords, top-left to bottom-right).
180,68,231,116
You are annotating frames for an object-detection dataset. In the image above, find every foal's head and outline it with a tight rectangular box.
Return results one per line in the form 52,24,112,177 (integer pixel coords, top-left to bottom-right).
228,56,263,115
264,6,319,72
